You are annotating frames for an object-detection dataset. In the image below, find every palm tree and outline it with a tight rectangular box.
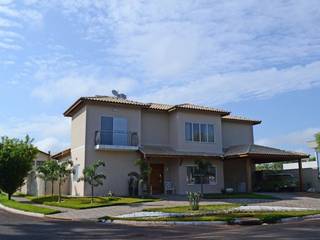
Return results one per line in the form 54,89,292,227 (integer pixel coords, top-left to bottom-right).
194,160,212,197
78,160,106,204
56,160,73,202
37,159,59,196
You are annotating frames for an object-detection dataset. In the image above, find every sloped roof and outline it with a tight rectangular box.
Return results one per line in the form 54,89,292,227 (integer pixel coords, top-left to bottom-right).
222,115,261,125
52,148,71,160
64,96,230,116
224,144,309,159
139,145,222,158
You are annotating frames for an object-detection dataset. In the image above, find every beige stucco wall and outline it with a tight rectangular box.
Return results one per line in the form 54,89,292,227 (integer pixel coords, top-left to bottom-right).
172,111,223,154
141,111,169,146
70,106,87,196
80,104,142,196
222,121,254,148
82,151,140,196
224,158,253,192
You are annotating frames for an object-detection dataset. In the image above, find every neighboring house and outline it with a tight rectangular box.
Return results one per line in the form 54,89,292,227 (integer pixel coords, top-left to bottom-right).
21,150,71,196
62,96,308,196
20,150,50,196
280,141,320,192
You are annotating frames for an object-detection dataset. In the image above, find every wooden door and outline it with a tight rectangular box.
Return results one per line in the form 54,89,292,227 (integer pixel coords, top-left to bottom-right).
150,164,164,194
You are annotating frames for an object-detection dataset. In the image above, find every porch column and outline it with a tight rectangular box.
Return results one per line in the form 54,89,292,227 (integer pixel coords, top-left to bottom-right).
245,158,252,193
298,159,303,192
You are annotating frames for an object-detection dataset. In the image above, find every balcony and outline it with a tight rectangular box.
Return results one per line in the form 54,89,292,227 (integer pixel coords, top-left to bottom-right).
94,130,139,151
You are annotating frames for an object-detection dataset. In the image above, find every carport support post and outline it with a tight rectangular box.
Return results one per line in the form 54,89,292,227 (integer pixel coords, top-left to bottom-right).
246,158,252,193
298,159,303,192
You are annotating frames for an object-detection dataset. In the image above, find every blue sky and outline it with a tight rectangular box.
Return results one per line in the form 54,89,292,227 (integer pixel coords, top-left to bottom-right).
0,0,319,155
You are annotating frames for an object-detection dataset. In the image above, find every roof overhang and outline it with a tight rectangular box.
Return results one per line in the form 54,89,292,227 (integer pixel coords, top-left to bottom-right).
139,146,223,160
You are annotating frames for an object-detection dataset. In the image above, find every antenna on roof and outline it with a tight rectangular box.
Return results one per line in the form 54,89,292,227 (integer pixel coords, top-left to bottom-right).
112,90,127,99
112,90,119,97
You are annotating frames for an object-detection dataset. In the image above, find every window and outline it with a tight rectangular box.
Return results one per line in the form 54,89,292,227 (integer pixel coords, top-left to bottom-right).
208,124,214,143
200,124,208,142
185,122,192,141
100,116,128,145
186,165,217,185
73,164,80,181
193,123,200,142
185,122,214,143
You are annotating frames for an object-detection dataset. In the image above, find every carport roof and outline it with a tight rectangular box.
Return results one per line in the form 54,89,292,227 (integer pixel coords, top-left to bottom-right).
224,144,309,160
139,145,222,159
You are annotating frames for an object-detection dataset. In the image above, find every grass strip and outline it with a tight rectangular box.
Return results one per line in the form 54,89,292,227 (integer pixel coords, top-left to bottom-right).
0,194,60,215
28,195,159,209
203,193,278,200
143,204,240,213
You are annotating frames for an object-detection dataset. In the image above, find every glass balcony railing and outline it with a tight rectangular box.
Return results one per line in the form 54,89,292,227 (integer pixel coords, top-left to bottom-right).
94,130,139,147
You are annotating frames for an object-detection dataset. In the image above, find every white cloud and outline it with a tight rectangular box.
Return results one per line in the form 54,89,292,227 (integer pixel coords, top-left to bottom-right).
137,61,320,105
0,115,70,153
256,127,320,154
32,74,138,102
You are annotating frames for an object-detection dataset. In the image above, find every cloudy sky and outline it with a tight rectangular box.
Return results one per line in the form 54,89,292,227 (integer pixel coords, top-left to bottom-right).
0,0,319,155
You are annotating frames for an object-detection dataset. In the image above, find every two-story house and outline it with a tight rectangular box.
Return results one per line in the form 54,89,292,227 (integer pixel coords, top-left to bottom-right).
62,96,308,196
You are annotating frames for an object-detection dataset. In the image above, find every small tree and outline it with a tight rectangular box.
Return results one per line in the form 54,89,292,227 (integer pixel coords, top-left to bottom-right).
56,160,73,202
194,160,212,197
315,132,320,151
0,136,38,200
135,158,151,197
37,159,59,196
78,160,106,204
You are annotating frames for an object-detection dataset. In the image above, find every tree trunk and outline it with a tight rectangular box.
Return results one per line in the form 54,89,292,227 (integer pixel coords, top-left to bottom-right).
51,180,54,196
91,185,94,204
58,179,61,203
8,193,12,200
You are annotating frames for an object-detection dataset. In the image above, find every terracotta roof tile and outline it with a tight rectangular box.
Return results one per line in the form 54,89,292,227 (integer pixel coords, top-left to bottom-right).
222,115,261,125
224,144,309,159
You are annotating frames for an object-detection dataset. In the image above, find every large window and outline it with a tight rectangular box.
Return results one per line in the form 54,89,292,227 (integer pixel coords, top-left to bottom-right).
101,116,128,145
186,165,217,185
185,122,214,143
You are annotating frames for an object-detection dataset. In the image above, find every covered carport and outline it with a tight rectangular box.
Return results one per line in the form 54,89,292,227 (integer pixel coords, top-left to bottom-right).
223,144,309,192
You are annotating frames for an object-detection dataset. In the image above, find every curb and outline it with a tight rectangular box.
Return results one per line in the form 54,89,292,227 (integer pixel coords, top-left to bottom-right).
0,203,45,218
102,219,228,226
99,214,320,226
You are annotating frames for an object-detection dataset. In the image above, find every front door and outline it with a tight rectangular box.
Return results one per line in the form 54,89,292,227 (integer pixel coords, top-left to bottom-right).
150,164,164,194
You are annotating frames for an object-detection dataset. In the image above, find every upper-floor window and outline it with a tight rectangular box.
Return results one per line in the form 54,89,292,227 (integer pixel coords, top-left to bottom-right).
185,122,214,143
101,116,128,145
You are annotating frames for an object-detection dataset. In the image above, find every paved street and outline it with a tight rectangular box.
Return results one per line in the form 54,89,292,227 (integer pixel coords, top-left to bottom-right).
1,209,320,240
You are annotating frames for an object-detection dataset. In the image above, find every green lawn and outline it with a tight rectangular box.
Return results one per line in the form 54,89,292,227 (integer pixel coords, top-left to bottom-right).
0,194,60,215
106,210,320,224
143,204,240,213
28,195,159,209
203,193,277,200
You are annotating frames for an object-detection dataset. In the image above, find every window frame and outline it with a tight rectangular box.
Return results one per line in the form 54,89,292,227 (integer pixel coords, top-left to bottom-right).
186,165,217,185
184,122,215,144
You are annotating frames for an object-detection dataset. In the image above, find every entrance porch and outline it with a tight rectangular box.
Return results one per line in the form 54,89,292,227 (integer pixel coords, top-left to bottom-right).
139,145,224,195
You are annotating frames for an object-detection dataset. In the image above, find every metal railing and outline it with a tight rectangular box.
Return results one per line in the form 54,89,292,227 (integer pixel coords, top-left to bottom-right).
94,130,139,146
